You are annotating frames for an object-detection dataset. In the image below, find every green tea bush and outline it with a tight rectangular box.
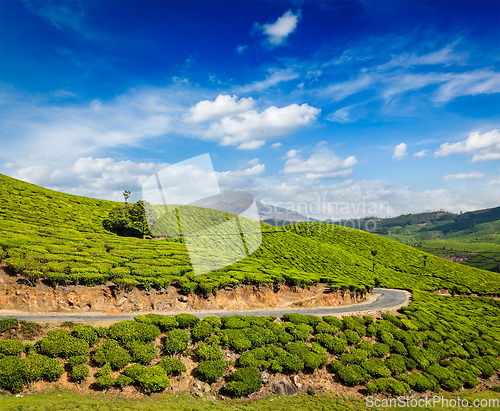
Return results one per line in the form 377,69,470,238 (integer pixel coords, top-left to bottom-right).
0,318,19,334
42,358,64,381
157,357,186,376
108,321,160,344
366,377,391,394
303,352,328,371
71,364,90,383
425,364,454,382
72,325,99,346
391,341,408,356
192,321,215,342
244,326,276,348
315,321,337,334
357,341,376,357
0,356,25,393
288,323,313,342
285,341,310,360
175,313,200,329
408,347,430,369
93,339,131,370
328,359,343,373
225,366,262,397
378,331,395,346
350,348,369,365
338,365,369,386
116,374,134,389
283,314,321,327
221,329,252,353
343,330,361,345
397,372,437,392
134,314,178,332
125,341,157,365
35,332,89,359
95,374,116,390
388,379,411,395
322,316,343,329
22,353,46,388
385,354,407,375
373,342,390,358
362,357,391,378
0,339,24,356
468,358,495,378
195,360,227,384
124,364,170,394
162,329,190,355
67,355,87,368
196,342,224,361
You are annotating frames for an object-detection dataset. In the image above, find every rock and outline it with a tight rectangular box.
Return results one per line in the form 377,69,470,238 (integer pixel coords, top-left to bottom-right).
15,290,20,295
117,296,127,306
0,277,4,286
179,296,188,302
271,378,297,396
195,391,203,397
293,375,302,388
261,372,270,384
194,381,203,390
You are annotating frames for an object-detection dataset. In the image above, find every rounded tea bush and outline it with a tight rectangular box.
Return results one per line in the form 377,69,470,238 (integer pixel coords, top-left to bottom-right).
157,357,186,376
71,364,90,383
0,355,25,393
338,365,369,386
195,360,227,384
174,314,200,329
163,329,190,355
225,366,262,397
93,339,131,371
0,339,24,356
196,342,223,362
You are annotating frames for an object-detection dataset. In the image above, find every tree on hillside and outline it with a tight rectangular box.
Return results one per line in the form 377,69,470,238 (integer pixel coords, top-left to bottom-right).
103,200,150,238
123,190,131,204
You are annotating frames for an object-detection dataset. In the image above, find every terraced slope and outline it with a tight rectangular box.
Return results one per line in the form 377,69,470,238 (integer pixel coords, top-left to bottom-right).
1,173,499,297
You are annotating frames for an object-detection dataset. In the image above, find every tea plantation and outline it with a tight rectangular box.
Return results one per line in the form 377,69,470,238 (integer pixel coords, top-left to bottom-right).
0,173,499,397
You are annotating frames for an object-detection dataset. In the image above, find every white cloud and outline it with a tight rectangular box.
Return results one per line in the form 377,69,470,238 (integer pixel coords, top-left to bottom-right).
413,149,429,158
4,162,14,169
236,45,248,54
443,172,484,181
234,68,299,94
271,142,282,149
321,75,375,102
230,164,265,176
14,157,168,202
256,10,301,46
185,95,255,123
237,140,266,150
286,149,301,158
392,143,408,160
282,148,357,179
377,42,467,71
207,103,320,149
248,158,259,166
434,69,500,102
435,129,500,162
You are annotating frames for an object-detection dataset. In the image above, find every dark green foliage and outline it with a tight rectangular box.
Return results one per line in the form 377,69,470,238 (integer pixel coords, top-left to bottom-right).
22,353,46,387
157,357,186,376
288,323,313,342
35,330,89,358
315,321,336,334
0,339,24,356
195,360,227,384
397,372,437,392
388,380,411,395
125,341,157,365
366,377,391,394
67,355,87,368
123,364,170,394
362,357,391,378
0,356,25,393
328,359,343,373
93,339,131,370
174,313,200,329
314,334,346,354
0,318,19,334
221,329,252,353
108,321,160,344
42,358,64,381
338,365,369,386
71,364,90,383
373,342,390,358
163,329,190,355
226,366,262,397
283,313,321,327
408,347,430,369
322,316,343,329
357,341,376,357
378,331,395,346
72,325,99,346
303,352,328,371
196,343,223,361
192,321,215,342
343,330,361,345
116,374,134,389
95,374,116,390
134,314,179,332
385,354,407,375
468,358,495,378
103,201,149,237
391,341,408,356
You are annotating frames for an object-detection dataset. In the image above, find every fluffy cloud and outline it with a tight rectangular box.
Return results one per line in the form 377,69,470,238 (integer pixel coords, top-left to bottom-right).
413,149,429,158
282,148,358,179
435,129,500,162
234,68,299,94
256,10,301,46
392,143,408,160
443,172,484,181
185,95,255,122
206,102,320,149
271,142,282,148
236,45,248,54
14,157,168,202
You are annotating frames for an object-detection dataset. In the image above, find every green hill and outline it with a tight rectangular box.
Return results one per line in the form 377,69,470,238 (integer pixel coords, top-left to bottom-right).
1,173,499,296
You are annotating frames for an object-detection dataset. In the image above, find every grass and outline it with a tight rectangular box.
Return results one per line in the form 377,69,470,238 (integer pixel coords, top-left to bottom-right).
0,389,499,410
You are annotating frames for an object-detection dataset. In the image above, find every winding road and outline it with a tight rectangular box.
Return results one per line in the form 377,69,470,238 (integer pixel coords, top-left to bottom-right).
0,288,409,323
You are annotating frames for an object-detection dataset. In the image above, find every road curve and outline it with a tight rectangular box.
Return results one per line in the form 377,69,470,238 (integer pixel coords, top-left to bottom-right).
0,289,409,323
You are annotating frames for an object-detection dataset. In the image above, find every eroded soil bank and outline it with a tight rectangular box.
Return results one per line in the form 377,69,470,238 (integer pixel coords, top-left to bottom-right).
0,267,366,314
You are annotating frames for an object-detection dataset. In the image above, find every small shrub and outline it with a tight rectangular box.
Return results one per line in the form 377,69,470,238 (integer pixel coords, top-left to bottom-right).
0,339,24,356
157,357,186,376
93,339,131,370
163,329,190,355
125,341,157,365
67,355,87,368
192,321,215,342
366,377,391,394
195,360,227,384
338,365,369,386
125,364,170,394
0,356,24,393
134,314,178,332
225,366,262,397
362,357,391,378
343,330,361,345
303,352,328,371
108,321,160,344
385,354,407,375
116,374,133,389
0,318,19,334
196,342,223,362
72,325,99,346
95,374,116,390
174,313,199,329
42,358,64,381
71,364,90,383
328,359,343,374
388,380,410,395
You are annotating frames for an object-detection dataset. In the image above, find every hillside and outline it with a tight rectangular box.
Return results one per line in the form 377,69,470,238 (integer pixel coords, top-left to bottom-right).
1,173,499,297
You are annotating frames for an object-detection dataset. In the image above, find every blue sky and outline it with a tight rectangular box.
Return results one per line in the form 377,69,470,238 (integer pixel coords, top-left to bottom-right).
0,0,499,219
